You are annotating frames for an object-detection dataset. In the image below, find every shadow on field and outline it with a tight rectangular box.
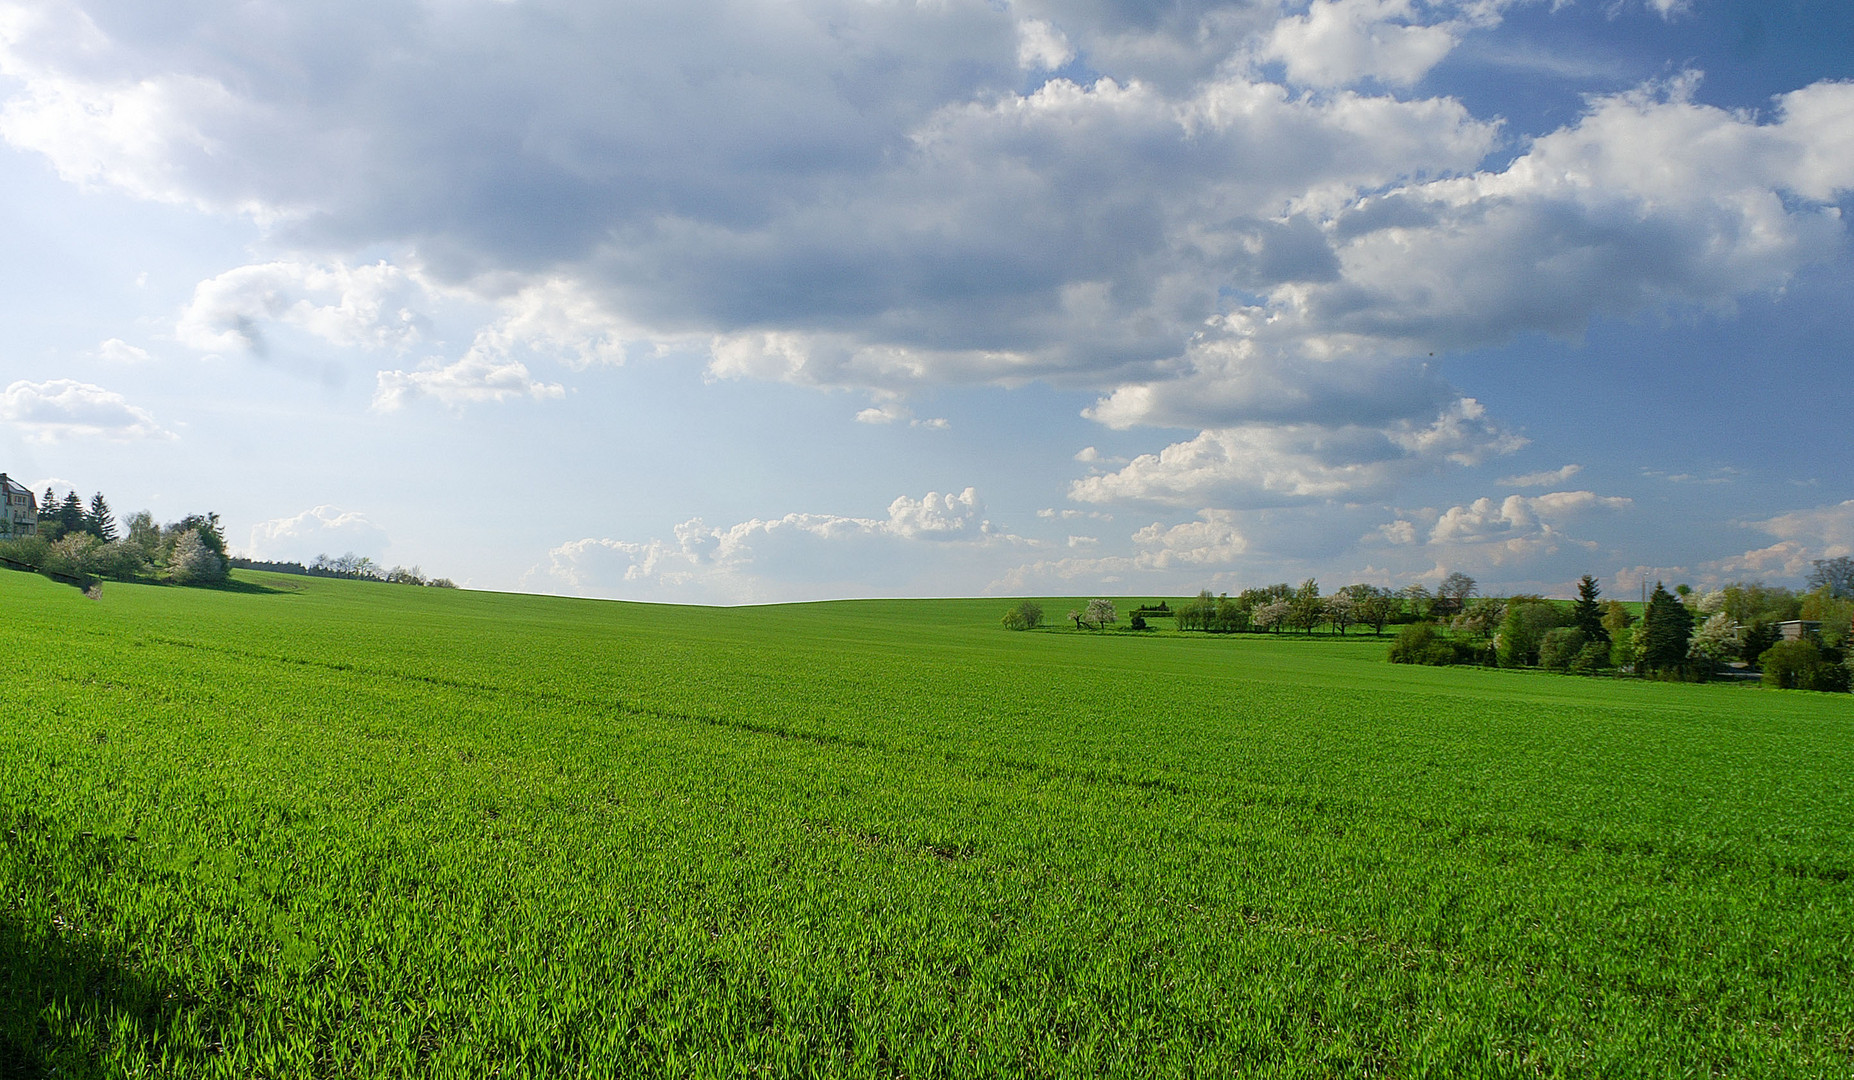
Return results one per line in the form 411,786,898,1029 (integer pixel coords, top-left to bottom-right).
192,576,291,596
0,910,181,1079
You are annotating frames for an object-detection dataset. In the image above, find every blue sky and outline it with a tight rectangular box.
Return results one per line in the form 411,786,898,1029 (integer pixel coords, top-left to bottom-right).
2,0,1849,603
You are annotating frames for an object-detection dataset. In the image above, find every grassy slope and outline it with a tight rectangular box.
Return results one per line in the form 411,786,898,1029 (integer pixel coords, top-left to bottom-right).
2,571,1850,1077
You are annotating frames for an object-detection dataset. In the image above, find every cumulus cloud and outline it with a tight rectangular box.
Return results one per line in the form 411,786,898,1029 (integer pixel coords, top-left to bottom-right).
1500,464,1582,488
1424,490,1631,563
1742,500,1854,560
1015,19,1073,72
989,510,1248,592
1,379,173,442
852,396,949,429
540,487,1015,602
372,355,565,411
1070,397,1521,506
246,505,389,560
1711,541,1812,580
176,260,426,355
4,0,1851,472
95,338,153,363
1263,0,1466,88
1129,510,1248,567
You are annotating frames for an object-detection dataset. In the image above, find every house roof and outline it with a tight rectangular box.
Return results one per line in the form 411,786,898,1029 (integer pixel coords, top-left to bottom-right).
0,473,32,501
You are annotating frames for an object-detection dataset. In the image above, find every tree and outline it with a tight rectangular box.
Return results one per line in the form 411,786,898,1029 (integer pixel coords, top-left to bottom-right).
1082,598,1118,631
1807,556,1854,600
1800,589,1854,649
1348,584,1399,635
1688,612,1739,670
1327,587,1360,635
167,529,228,585
43,533,102,579
1640,582,1695,676
1600,599,1634,642
85,493,118,541
1435,572,1476,618
56,491,85,537
1497,598,1572,668
1451,597,1506,641
1252,600,1290,633
1572,575,1608,644
1537,627,1587,672
1175,590,1213,631
1287,579,1324,634
1001,600,1043,631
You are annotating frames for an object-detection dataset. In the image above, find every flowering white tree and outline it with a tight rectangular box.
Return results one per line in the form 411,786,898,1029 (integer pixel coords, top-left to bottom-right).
1082,598,1118,631
168,529,227,585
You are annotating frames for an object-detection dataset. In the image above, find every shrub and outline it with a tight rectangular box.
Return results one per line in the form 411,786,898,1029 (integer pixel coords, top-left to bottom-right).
1569,641,1611,675
1537,627,1587,672
41,534,102,579
1001,600,1044,631
1759,639,1849,692
0,535,51,571
1388,623,1482,666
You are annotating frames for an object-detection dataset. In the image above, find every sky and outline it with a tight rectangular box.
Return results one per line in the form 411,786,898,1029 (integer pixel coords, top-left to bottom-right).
1,0,1850,605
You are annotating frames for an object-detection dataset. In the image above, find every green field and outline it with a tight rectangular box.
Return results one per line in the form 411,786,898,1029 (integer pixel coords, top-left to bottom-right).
2,571,1850,1077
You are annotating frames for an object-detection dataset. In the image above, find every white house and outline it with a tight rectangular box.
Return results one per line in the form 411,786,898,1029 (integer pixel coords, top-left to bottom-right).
0,473,38,538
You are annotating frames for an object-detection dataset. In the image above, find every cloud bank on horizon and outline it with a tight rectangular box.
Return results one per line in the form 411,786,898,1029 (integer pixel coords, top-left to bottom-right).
2,0,1851,601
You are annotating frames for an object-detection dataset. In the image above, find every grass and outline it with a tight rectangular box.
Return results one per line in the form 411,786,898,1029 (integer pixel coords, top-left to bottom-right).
2,570,1850,1077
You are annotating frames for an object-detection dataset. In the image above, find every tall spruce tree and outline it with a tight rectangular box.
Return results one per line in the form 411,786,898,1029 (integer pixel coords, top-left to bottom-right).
1573,574,1608,644
86,493,118,541
1641,582,1694,675
57,491,84,536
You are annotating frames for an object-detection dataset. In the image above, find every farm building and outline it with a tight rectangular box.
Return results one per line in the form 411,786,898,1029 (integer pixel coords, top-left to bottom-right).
0,473,38,538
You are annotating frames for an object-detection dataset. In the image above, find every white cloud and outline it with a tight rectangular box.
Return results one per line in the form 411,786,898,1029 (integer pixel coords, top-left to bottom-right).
1263,0,1465,88
246,505,389,560
1015,19,1073,72
1129,510,1248,567
885,487,987,540
95,337,153,363
1711,541,1813,581
1500,464,1582,487
460,276,636,371
1,378,173,442
540,487,1015,602
176,260,425,355
852,397,948,429
372,355,565,412
4,0,1851,499
1070,397,1521,506
1742,500,1854,561
1424,490,1630,564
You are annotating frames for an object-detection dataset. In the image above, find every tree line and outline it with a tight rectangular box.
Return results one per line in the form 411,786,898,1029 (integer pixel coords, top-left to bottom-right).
229,553,456,589
996,558,1854,693
2,484,459,593
1388,563,1853,693
0,486,230,587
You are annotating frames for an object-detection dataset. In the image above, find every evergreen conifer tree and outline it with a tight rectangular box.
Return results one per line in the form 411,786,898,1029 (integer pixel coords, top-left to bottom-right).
1573,574,1608,644
58,491,85,535
85,493,118,541
1641,582,1694,675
